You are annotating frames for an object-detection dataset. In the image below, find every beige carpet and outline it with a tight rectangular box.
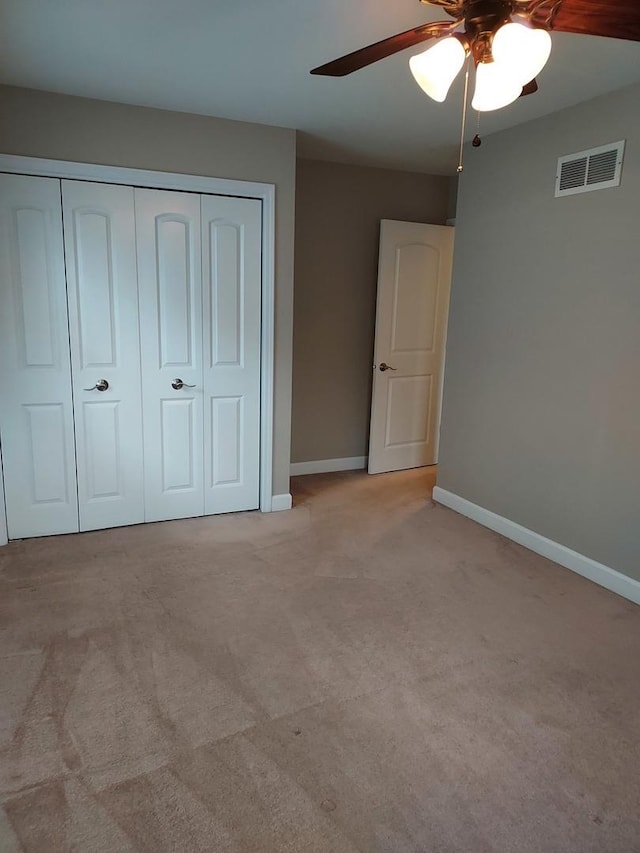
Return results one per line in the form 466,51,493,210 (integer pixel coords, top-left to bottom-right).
1,468,639,852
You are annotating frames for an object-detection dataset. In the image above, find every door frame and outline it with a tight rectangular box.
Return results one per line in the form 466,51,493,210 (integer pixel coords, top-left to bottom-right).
0,153,276,522
0,441,6,546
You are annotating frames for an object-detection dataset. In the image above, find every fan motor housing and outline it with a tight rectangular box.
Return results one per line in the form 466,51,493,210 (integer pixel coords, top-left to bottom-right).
464,0,513,33
462,0,517,62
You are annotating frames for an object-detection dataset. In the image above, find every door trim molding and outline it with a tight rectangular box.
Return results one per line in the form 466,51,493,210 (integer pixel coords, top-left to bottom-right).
0,441,7,546
0,153,276,516
433,486,640,605
271,493,292,512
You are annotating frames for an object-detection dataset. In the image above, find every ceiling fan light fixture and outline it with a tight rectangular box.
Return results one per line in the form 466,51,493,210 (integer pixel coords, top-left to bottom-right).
471,59,523,112
409,36,467,103
491,21,552,84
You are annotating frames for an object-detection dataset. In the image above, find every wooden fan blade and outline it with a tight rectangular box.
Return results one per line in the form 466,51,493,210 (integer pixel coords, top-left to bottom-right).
520,78,539,97
310,20,457,76
528,0,640,42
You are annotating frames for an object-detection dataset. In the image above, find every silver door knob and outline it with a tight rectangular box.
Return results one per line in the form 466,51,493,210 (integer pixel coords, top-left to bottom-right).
171,378,196,390
379,363,397,372
84,379,109,391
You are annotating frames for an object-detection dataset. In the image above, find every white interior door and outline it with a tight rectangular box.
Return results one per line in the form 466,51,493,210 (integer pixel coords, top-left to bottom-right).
62,180,145,531
202,195,261,514
0,174,79,538
368,220,454,475
135,188,204,522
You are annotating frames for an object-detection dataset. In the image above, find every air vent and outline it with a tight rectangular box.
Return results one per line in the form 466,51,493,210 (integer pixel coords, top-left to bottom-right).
555,141,624,198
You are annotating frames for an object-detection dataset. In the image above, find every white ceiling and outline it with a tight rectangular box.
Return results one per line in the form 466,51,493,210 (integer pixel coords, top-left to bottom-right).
1,0,639,174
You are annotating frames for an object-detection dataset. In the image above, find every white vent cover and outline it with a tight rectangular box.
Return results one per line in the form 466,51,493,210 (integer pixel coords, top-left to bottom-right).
555,140,625,198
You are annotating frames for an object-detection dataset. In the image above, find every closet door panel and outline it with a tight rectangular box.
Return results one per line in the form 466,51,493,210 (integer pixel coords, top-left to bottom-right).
62,180,145,531
135,189,204,522
202,195,261,514
160,398,198,491
0,174,79,538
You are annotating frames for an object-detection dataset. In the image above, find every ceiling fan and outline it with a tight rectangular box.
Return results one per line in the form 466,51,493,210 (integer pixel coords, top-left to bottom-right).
311,0,640,113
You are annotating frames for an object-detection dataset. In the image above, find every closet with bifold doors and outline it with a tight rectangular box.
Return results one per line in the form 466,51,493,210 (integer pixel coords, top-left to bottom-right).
0,173,262,540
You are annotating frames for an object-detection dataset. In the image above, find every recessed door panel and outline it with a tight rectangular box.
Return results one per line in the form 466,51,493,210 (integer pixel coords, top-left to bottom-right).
15,208,57,367
202,196,261,515
136,189,204,522
391,244,440,354
73,210,116,367
82,401,121,500
211,396,243,486
0,174,79,538
161,398,196,492
157,217,194,367
24,403,71,504
385,375,432,448
63,180,145,531
210,222,242,367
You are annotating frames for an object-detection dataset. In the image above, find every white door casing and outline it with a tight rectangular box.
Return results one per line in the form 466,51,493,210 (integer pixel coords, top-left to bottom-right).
368,220,454,475
62,180,145,531
135,188,204,522
0,174,79,537
202,195,262,514
0,440,7,545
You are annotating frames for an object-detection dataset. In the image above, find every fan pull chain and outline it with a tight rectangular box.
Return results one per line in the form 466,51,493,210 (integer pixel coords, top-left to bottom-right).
473,111,482,148
456,57,471,173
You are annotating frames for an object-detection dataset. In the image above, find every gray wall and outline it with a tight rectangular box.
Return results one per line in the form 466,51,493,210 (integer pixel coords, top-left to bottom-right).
292,159,451,464
0,85,296,497
438,82,640,581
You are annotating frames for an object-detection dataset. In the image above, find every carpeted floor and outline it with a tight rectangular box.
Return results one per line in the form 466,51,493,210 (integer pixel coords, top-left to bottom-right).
0,467,639,852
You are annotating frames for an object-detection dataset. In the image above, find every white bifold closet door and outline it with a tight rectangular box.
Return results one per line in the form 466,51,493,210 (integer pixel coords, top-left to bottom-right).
0,175,262,540
61,180,145,531
135,189,204,522
201,194,261,515
0,174,79,538
135,188,262,521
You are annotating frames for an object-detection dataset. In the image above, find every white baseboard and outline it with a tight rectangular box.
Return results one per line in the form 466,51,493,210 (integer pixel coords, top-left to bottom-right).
290,456,367,477
270,493,292,512
432,486,640,605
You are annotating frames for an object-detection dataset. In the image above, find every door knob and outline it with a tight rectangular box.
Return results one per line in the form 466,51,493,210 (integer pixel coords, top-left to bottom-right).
379,363,397,372
84,379,109,391
171,378,197,390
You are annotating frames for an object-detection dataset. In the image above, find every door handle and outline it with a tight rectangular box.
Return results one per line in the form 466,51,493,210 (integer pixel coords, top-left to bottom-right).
171,378,197,390
379,363,397,372
84,379,109,391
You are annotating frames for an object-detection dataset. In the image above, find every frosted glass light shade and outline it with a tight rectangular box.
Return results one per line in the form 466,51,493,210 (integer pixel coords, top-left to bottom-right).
492,22,552,84
471,60,523,112
409,37,466,102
